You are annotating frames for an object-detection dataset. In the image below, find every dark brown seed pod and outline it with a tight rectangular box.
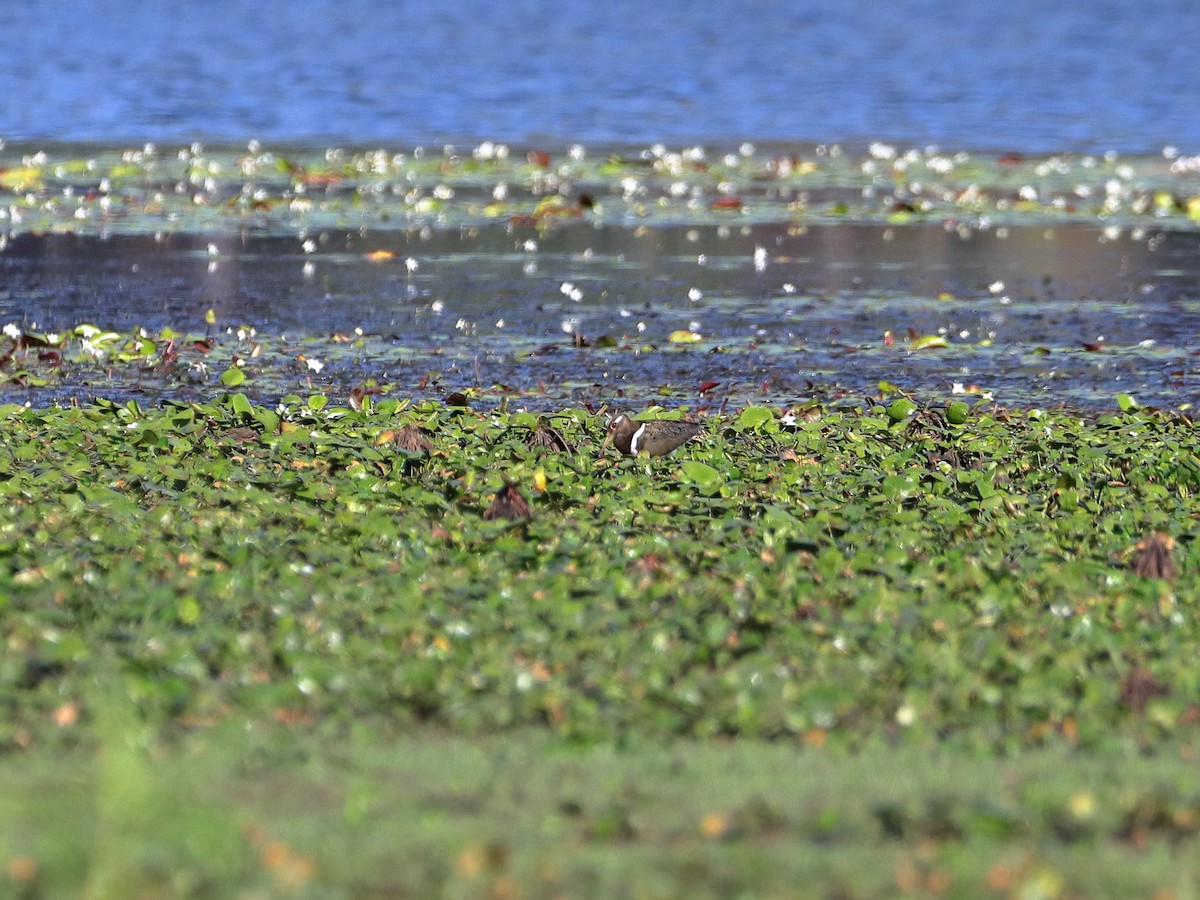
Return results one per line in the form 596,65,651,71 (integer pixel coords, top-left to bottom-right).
483,483,531,521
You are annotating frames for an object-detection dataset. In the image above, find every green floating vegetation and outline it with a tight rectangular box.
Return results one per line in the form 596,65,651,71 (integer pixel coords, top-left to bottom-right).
0,394,1196,749
1,393,1199,895
1,140,1199,237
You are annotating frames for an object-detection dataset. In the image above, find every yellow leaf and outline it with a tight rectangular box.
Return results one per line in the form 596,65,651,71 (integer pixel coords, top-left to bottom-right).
700,812,730,838
909,334,948,350
668,329,702,344
0,166,43,191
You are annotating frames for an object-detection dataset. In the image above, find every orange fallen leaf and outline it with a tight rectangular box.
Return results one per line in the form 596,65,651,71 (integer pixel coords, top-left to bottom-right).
803,727,827,748
700,812,731,839
8,857,36,882
709,196,743,210
53,702,79,728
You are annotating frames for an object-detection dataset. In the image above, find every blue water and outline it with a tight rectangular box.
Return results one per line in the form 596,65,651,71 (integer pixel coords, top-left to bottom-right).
3,0,1198,153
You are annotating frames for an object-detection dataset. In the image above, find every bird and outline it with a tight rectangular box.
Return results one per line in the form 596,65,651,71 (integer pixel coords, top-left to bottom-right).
600,413,703,458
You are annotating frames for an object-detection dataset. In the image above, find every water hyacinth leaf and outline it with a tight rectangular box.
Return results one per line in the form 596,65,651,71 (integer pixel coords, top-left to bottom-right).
220,366,246,388
177,597,201,625
680,461,721,487
946,401,969,425
887,398,918,422
255,407,281,433
228,392,254,419
737,406,775,431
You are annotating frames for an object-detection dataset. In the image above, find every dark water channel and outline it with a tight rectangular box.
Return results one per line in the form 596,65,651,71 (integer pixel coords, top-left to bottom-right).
3,222,1199,411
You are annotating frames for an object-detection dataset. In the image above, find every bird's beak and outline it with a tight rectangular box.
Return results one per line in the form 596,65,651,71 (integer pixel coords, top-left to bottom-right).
599,430,613,454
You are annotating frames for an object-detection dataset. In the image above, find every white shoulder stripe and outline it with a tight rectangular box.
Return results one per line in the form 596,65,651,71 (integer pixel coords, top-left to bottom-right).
629,423,647,454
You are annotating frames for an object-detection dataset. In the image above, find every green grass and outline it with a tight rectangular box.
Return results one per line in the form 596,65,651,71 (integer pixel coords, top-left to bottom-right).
3,723,1200,898
1,394,1198,896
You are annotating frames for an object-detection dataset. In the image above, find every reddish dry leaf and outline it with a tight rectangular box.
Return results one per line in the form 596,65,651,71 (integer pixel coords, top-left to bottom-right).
1119,668,1168,714
709,196,743,210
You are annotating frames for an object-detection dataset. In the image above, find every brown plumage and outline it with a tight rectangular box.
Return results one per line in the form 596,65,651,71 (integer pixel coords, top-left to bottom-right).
600,413,703,458
388,425,434,453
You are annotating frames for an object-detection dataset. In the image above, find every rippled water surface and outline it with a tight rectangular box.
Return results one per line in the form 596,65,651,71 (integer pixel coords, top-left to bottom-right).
2,0,1200,412
3,1,1199,152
